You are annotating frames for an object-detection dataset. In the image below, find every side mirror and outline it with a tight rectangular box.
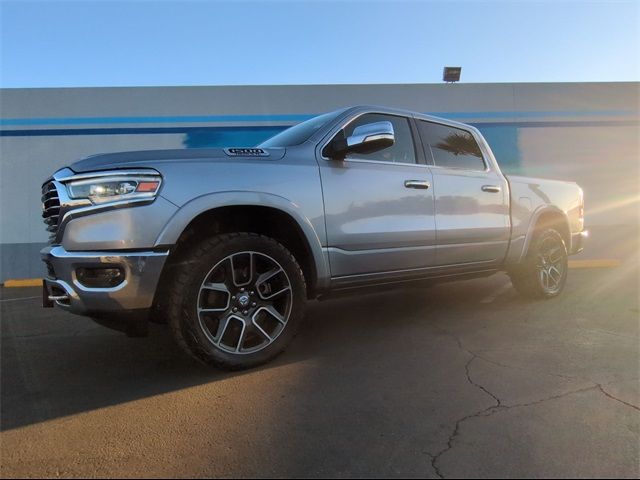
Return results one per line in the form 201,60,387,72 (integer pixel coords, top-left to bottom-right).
327,121,395,159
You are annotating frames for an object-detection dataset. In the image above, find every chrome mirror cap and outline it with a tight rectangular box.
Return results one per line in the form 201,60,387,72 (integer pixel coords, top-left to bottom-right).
326,120,395,159
346,121,395,154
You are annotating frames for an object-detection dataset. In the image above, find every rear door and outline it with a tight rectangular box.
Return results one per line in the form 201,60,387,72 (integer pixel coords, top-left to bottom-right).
415,119,510,266
318,113,437,279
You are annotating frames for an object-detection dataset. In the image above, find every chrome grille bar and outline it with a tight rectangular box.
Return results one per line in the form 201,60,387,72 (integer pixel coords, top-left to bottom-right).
41,181,61,243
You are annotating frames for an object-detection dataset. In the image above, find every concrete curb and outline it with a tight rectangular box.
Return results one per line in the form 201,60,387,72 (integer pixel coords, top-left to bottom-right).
3,279,43,288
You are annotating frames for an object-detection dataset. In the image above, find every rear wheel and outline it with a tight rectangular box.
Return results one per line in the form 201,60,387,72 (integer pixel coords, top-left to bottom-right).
509,228,568,299
167,233,306,370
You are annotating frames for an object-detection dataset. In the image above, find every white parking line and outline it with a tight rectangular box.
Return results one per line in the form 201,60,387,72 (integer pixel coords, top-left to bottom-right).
0,296,40,303
480,282,513,304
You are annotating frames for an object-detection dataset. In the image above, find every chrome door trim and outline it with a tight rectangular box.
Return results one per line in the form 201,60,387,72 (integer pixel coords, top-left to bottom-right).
329,157,433,169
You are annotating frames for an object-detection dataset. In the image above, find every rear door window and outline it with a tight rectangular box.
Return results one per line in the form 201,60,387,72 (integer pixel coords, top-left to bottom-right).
417,121,486,171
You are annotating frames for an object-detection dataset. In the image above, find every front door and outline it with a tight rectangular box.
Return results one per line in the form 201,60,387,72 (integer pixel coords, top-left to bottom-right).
318,113,437,279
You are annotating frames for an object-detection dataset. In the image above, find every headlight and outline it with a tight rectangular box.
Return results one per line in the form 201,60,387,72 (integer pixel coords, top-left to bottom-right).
66,174,162,205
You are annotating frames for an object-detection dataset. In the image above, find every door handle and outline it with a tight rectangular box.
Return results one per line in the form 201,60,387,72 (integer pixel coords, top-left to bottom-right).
482,185,501,193
404,180,431,190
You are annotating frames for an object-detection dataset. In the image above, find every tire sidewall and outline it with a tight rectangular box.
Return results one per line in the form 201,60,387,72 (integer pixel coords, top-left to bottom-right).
176,234,306,369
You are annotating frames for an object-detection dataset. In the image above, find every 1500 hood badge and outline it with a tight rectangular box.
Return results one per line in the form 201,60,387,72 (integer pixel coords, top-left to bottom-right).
224,148,270,157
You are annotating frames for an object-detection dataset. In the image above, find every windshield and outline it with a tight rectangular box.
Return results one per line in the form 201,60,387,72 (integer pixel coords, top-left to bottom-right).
258,109,345,148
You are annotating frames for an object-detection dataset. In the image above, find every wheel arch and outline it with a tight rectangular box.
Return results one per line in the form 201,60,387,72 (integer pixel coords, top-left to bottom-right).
519,206,572,262
154,192,329,299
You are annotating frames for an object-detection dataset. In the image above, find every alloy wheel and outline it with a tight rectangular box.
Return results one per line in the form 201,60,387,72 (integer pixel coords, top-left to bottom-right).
536,236,566,294
196,251,293,354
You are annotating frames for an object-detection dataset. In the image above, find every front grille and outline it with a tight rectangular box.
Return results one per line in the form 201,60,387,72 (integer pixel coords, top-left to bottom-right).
41,181,60,242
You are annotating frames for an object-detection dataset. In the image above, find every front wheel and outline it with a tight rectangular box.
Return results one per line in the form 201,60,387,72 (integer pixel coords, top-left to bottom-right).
167,233,307,370
509,228,568,299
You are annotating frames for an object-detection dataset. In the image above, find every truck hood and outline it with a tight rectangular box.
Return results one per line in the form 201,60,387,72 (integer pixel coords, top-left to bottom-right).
69,147,286,173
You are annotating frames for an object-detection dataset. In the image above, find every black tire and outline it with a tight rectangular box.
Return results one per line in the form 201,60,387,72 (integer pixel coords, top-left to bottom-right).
509,228,568,299
167,232,306,370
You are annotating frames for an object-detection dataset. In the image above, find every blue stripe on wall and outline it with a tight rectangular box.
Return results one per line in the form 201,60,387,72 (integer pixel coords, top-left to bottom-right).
183,127,285,148
1,110,636,127
476,125,521,174
0,114,313,126
439,110,636,119
0,125,290,137
1,120,637,138
1,118,637,174
472,120,639,128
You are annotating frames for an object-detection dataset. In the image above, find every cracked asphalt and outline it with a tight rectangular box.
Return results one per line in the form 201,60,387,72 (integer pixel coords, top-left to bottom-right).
1,231,639,478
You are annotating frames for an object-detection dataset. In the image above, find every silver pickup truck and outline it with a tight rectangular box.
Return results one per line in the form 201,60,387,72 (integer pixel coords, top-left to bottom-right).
41,105,586,369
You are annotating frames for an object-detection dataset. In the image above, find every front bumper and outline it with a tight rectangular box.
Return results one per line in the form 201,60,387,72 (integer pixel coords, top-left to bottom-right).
41,245,169,315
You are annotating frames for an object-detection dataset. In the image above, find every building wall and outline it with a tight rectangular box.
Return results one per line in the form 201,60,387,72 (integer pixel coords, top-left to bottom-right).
1,82,638,280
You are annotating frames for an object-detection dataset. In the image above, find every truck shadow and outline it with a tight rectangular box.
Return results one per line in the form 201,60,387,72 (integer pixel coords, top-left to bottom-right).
1,275,522,432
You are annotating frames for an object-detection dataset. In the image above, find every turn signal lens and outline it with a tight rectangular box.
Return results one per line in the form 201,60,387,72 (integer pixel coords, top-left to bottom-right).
136,181,160,193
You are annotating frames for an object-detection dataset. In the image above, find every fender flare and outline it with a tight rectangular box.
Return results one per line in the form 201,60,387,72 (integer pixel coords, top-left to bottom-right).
518,205,571,262
154,191,330,290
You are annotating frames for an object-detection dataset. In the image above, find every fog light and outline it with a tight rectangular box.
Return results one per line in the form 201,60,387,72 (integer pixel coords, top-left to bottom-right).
76,267,124,288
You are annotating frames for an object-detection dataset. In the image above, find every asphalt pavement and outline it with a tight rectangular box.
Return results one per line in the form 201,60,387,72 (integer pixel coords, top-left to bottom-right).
1,228,639,478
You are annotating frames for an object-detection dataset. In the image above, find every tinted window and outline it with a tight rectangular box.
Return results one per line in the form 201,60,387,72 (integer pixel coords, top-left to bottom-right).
418,121,485,170
342,113,416,164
